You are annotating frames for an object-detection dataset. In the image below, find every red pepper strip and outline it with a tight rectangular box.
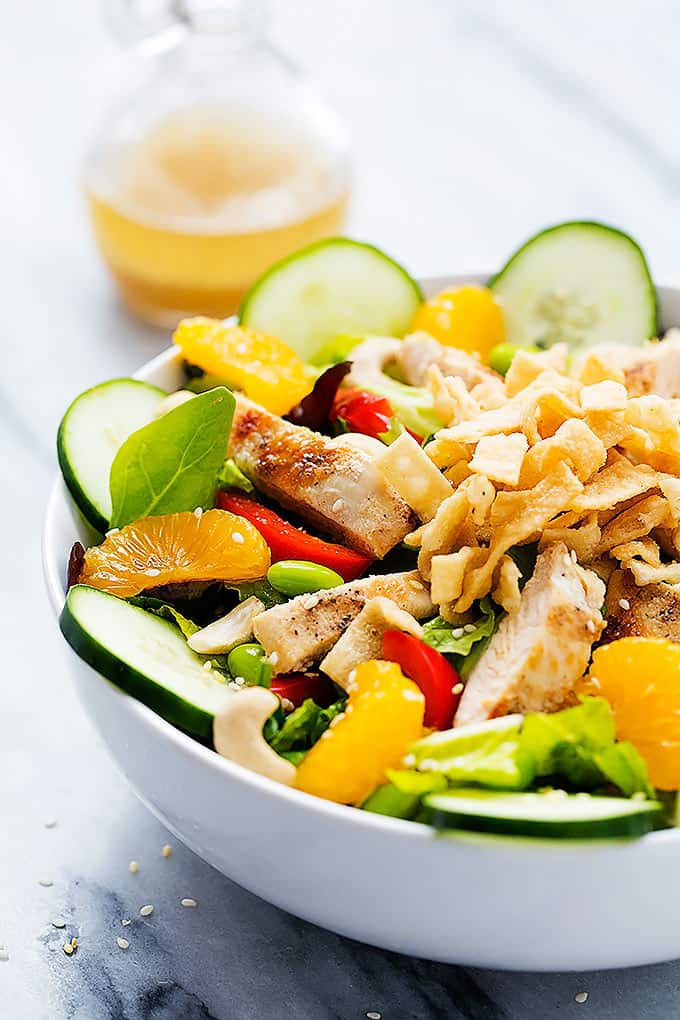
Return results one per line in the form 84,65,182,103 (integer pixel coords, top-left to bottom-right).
216,492,373,582
271,672,338,708
331,389,423,444
381,630,461,730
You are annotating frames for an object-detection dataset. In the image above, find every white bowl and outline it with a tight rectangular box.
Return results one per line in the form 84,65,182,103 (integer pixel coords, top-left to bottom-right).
43,276,680,972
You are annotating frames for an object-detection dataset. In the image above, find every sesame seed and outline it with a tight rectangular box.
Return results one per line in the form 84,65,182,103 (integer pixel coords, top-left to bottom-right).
71,937,78,949
146,567,160,577
463,624,476,633
303,594,320,610
203,659,213,671
128,861,139,874
586,620,596,633
452,628,464,639
116,937,129,950
52,919,66,929
575,991,588,1004
181,898,197,908
618,598,630,610
570,549,578,563
162,845,173,858
403,754,415,767
332,498,345,513
367,1013,382,1020
140,905,154,917
105,528,120,538
121,919,132,926
0,949,8,962
194,506,203,519
63,943,74,956
281,697,295,713
269,652,279,666
232,532,244,544
38,878,53,887
452,682,464,695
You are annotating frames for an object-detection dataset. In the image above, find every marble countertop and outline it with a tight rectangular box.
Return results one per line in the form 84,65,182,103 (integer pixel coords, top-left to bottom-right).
4,1,680,1016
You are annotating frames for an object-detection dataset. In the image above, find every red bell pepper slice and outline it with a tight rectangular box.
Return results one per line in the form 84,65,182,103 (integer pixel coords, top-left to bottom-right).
331,389,423,444
271,672,338,708
381,630,462,730
216,492,373,581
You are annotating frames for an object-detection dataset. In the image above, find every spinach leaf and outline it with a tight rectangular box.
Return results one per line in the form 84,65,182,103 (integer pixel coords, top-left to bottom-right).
109,388,234,528
422,597,497,656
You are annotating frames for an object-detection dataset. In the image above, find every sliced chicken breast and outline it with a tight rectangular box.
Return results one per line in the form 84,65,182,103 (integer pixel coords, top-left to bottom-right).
619,333,680,398
397,332,501,390
454,543,605,727
603,568,680,643
253,571,433,674
228,395,417,558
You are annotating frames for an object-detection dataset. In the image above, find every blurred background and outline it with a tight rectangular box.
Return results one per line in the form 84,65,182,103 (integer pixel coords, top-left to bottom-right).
6,1,680,1016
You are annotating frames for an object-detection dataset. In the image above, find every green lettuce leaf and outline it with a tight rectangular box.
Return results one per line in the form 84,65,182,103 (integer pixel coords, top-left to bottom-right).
520,697,616,775
269,697,346,753
592,743,655,799
422,598,497,656
227,579,286,609
409,715,534,789
216,458,254,494
109,387,234,528
128,596,200,639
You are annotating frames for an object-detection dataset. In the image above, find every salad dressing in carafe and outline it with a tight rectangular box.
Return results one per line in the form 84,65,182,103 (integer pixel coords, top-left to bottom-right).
85,1,350,326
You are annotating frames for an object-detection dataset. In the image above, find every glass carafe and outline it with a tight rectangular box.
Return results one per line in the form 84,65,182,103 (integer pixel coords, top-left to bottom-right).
84,0,350,327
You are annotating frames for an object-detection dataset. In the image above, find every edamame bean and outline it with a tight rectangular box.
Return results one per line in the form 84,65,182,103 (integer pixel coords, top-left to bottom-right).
488,342,540,376
227,643,272,688
267,559,344,597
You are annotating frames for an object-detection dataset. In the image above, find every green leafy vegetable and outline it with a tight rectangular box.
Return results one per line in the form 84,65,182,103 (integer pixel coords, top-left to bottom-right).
109,387,234,528
216,458,254,494
409,716,533,789
363,375,443,438
128,595,199,639
422,598,497,656
269,697,346,754
520,697,615,776
378,417,406,445
227,578,287,609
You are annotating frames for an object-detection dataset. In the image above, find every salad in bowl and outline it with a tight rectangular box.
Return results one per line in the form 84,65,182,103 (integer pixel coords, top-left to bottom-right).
56,223,680,845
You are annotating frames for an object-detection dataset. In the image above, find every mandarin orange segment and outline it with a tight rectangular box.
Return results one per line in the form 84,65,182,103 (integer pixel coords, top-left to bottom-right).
295,659,425,805
78,509,270,598
410,285,505,361
582,637,680,789
173,317,311,415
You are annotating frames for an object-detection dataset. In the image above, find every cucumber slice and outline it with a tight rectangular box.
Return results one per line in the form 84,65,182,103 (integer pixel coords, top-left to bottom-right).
240,238,423,364
489,221,658,352
57,379,166,532
60,585,233,740
423,788,662,839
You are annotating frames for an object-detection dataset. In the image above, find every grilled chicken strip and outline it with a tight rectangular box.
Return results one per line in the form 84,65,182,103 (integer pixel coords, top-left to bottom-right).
623,333,680,398
397,332,502,390
228,395,416,558
253,571,433,674
603,568,680,643
454,543,605,727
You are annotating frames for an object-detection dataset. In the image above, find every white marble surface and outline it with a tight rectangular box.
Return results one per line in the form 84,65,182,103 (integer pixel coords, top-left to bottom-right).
4,1,680,1016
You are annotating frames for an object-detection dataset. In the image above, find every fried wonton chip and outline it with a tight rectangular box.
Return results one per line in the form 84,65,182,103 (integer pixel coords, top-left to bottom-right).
504,345,569,398
568,451,658,514
416,489,471,580
582,409,631,449
580,381,628,413
492,554,522,614
520,419,606,487
379,432,453,522
577,350,626,387
427,401,523,452
430,547,485,606
469,433,528,487
596,494,670,554
611,537,662,568
454,462,583,612
426,365,480,427
539,512,602,562
658,475,680,521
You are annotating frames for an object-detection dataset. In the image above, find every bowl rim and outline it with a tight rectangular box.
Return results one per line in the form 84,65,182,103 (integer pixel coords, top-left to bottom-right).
42,275,680,854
